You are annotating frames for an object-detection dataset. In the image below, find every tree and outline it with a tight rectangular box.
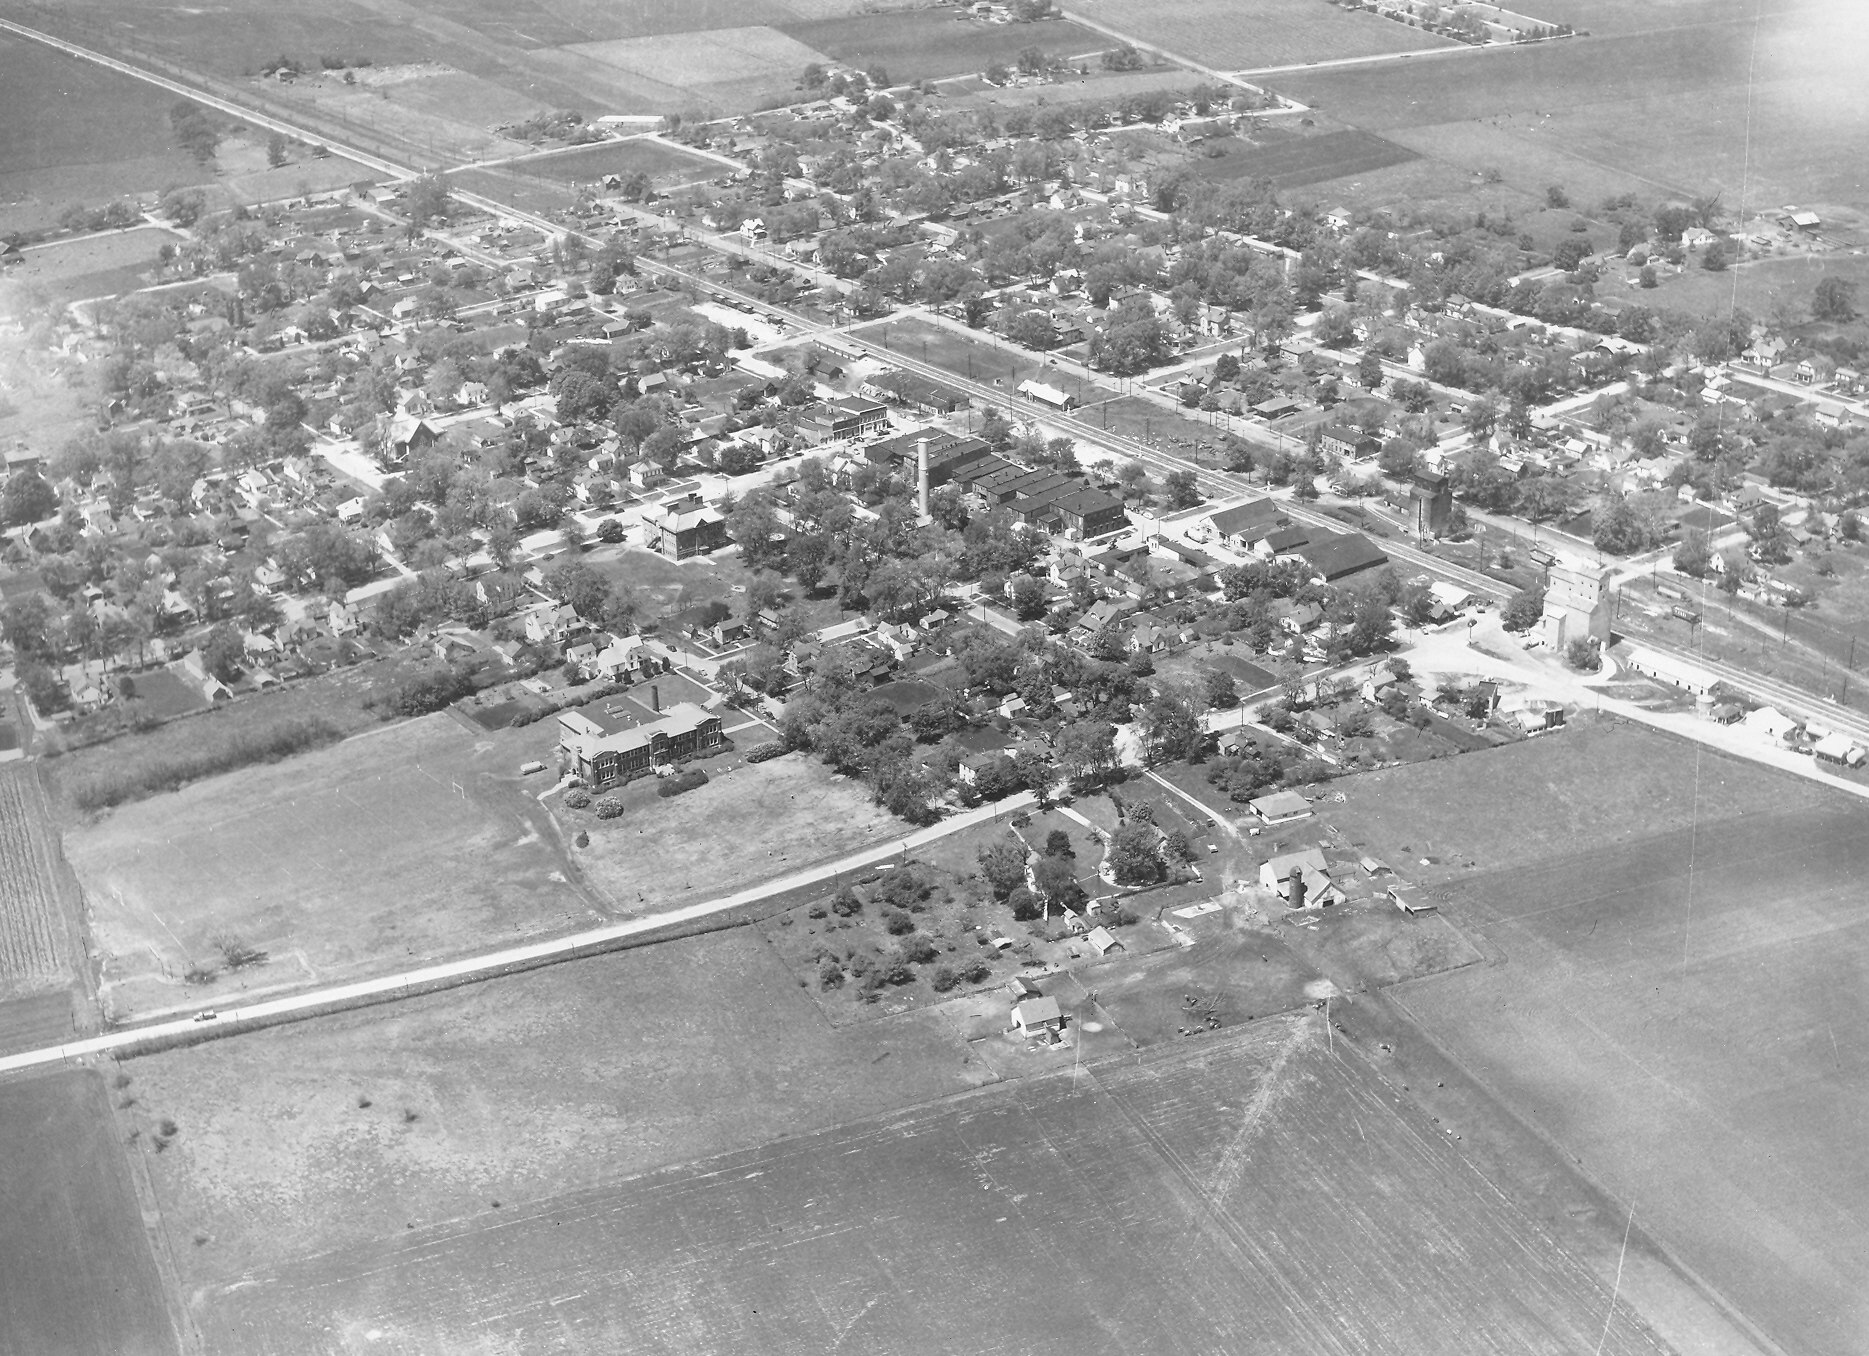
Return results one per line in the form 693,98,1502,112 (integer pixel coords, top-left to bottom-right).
1053,719,1116,791
1108,823,1162,886
1702,238,1730,271
1673,532,1712,577
266,132,289,168
1592,494,1655,555
1813,277,1858,322
169,101,219,163
1565,637,1601,671
1008,573,1048,620
1356,349,1383,390
977,841,1028,900
1044,829,1074,859
1202,667,1238,710
2,470,57,526
1032,855,1084,911
405,175,453,232
200,623,245,683
544,560,611,619
1502,585,1546,631
1163,469,1201,510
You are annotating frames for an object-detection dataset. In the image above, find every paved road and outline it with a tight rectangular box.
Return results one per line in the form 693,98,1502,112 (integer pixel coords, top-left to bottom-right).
0,790,1034,1078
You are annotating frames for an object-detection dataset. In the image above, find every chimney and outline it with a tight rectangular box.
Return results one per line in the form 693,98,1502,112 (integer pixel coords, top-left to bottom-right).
917,435,931,524
651,684,661,712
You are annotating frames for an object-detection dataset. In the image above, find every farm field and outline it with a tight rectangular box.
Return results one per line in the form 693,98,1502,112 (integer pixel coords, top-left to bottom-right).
545,26,831,114
0,34,213,233
1265,4,1869,216
0,225,178,303
0,1068,177,1356
64,713,598,1021
185,1013,1668,1356
781,11,1107,83
0,762,78,998
564,752,899,908
123,926,993,1294
1188,127,1419,188
1389,779,1869,1356
1069,0,1455,69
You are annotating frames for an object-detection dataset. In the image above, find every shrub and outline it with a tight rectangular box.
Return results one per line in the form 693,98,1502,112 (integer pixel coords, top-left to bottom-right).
68,716,345,810
884,961,914,985
573,830,589,848
881,906,915,935
899,934,938,965
594,796,625,819
1008,887,1041,922
745,742,785,763
830,886,862,916
930,964,959,992
961,959,991,983
656,767,709,797
1114,906,1139,927
182,964,217,985
817,958,843,990
563,788,592,809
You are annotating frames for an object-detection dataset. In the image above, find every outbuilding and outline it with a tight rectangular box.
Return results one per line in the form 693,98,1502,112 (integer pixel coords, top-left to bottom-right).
1011,995,1064,1036
1248,790,1312,823
1389,885,1438,916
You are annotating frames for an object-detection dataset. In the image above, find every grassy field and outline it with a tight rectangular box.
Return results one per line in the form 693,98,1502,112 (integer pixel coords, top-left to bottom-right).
781,11,1107,83
0,763,78,997
564,751,899,908
0,1068,177,1356
1375,725,1869,1356
1070,0,1455,68
180,1012,1667,1356
0,226,177,303
502,136,722,186
1189,127,1419,188
122,927,994,1295
1265,5,1869,216
64,713,596,1021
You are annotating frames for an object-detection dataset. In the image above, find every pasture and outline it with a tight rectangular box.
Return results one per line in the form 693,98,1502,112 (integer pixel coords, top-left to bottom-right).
781,11,1107,83
0,763,78,997
0,1068,177,1356
502,136,721,186
549,27,832,113
123,926,993,1294
1337,722,1869,1356
0,226,176,304
64,714,597,1021
183,1013,1667,1356
1069,0,1454,69
1188,127,1419,189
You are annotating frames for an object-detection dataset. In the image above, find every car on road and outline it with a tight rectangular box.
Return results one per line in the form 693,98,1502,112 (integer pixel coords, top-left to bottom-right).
193,1011,219,1023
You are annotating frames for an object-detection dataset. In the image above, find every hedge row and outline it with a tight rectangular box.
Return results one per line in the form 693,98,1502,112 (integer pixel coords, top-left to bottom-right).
68,715,345,810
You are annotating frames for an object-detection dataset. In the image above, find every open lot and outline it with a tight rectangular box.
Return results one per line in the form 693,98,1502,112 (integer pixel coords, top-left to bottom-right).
182,1011,1666,1356
501,136,721,186
1332,721,1869,1356
64,713,596,1021
563,751,899,909
0,1068,177,1356
781,11,1107,83
1070,0,1455,68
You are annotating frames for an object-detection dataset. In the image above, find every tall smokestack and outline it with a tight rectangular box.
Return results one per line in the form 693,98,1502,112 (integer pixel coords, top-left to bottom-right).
917,435,931,524
651,684,661,713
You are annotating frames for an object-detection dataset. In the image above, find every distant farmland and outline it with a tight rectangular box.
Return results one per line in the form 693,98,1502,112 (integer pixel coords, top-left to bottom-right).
0,764,76,995
1067,0,1455,69
1190,128,1419,188
781,11,1108,83
192,1013,1666,1355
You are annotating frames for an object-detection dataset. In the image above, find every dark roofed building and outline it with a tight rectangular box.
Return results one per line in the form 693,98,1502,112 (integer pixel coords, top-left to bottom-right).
1295,530,1389,582
1208,498,1288,549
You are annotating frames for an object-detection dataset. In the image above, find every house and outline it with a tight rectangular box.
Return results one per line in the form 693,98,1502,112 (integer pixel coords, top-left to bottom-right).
592,636,658,682
1010,994,1063,1037
1085,925,1123,956
1389,885,1438,916
1742,705,1798,742
1247,790,1311,824
558,700,723,789
1317,425,1379,459
525,603,581,645
1812,733,1865,767
641,492,728,558
1206,498,1288,551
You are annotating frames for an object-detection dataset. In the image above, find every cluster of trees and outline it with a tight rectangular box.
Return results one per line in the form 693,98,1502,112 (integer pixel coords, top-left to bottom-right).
169,101,220,164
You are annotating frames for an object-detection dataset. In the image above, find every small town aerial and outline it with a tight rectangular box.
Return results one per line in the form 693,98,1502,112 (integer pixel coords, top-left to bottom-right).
0,0,1865,1352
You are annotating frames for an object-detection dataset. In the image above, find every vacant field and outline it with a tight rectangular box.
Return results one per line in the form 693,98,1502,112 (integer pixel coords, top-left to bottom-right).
65,714,596,1021
567,753,897,907
1599,250,1869,322
0,762,75,995
1388,744,1869,1356
550,26,831,112
1190,128,1419,188
0,225,177,301
124,927,991,1293
188,1013,1664,1355
857,314,1113,407
1071,0,1455,68
1266,5,1869,214
0,1068,177,1356
782,11,1106,83
504,136,721,186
